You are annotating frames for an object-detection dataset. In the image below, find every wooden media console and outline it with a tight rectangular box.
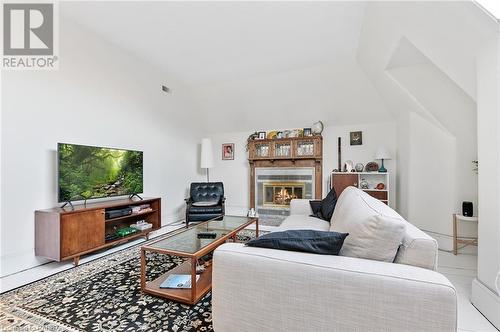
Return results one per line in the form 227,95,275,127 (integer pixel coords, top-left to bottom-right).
35,197,161,265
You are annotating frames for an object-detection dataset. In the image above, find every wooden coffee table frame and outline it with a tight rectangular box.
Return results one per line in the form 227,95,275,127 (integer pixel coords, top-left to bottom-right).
140,216,258,305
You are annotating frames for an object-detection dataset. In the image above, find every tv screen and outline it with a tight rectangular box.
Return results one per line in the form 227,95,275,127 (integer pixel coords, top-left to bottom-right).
58,143,143,202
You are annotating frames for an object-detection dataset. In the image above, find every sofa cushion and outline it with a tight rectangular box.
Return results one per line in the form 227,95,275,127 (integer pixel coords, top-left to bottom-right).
190,182,224,203
330,187,406,262
246,230,348,255
277,215,330,232
192,201,218,207
188,205,223,214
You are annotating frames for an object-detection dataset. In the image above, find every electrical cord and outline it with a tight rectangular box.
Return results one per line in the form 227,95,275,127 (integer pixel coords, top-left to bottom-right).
438,243,474,254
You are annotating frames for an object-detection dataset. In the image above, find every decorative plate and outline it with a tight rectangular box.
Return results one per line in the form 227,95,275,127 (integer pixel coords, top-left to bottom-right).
365,161,379,172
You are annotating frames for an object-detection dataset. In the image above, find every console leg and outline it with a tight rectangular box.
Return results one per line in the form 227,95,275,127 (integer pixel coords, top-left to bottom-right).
73,256,80,266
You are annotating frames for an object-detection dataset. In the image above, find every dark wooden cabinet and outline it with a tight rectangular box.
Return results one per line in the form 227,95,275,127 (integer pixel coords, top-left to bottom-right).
331,173,358,196
331,172,390,205
35,197,161,265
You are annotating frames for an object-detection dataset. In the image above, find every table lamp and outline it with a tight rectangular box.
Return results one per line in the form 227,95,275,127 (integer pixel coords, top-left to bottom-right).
375,147,391,173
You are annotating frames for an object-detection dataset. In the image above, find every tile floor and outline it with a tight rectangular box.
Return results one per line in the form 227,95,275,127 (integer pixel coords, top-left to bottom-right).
1,224,498,331
437,251,498,332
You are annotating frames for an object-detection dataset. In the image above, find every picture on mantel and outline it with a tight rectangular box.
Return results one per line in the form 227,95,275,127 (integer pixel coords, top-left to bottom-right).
350,131,363,146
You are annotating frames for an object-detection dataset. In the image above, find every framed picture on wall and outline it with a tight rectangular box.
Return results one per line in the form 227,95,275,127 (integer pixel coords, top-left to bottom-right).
222,143,234,160
350,131,363,146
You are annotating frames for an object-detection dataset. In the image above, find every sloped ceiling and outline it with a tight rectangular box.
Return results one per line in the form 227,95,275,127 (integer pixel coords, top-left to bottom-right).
61,1,393,132
61,1,496,134
62,1,366,86
357,1,497,105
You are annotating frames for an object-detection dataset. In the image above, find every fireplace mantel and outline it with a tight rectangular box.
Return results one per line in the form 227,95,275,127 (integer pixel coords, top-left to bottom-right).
248,136,323,208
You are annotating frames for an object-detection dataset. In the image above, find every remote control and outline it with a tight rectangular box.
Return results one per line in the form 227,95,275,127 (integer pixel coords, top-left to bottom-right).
197,232,217,239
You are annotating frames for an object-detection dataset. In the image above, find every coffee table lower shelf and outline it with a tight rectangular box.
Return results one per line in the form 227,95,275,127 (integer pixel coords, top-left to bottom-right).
141,259,212,305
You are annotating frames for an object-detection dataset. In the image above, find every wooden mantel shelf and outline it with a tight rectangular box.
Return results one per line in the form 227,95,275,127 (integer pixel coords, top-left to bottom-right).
247,135,323,208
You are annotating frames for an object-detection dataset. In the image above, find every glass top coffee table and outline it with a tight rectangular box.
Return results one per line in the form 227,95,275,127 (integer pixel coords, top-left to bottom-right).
140,215,259,304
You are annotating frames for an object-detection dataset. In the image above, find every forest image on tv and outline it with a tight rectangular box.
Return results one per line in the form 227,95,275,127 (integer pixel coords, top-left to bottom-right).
58,143,143,202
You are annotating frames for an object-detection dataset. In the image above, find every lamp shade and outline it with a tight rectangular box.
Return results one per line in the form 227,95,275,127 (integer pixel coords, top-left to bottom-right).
374,147,391,160
200,138,214,169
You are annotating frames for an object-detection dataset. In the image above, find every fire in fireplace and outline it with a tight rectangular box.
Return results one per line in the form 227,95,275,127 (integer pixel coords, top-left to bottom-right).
263,182,305,207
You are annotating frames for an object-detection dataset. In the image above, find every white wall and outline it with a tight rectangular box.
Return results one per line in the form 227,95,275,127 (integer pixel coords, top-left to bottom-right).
208,122,397,215
472,32,500,329
191,61,392,134
0,17,202,277
356,1,493,250
388,61,479,246
406,112,457,237
322,122,397,209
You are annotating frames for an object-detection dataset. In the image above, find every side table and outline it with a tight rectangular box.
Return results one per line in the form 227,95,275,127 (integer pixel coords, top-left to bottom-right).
452,214,478,255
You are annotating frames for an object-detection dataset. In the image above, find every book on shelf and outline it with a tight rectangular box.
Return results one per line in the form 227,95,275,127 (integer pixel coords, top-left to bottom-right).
160,274,200,289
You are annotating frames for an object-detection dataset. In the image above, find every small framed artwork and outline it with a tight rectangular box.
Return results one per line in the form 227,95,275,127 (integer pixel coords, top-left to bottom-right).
257,131,266,140
303,128,312,137
222,143,234,160
350,131,362,146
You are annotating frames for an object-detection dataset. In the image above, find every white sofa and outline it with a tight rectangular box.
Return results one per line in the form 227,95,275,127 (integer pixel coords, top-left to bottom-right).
212,187,457,332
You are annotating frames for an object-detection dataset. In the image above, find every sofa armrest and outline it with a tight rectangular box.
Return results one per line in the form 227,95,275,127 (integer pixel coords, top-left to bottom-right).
395,221,439,271
290,199,314,216
213,243,457,332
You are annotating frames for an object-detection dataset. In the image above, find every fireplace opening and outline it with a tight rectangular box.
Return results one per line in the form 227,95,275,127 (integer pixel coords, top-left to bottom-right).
263,182,305,207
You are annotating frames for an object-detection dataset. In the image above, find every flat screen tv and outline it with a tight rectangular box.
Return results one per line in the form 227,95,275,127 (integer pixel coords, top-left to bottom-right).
58,143,143,202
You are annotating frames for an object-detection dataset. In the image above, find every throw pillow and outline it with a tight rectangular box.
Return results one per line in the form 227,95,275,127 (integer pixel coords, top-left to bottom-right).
246,229,348,255
330,187,406,262
309,200,322,216
309,187,338,221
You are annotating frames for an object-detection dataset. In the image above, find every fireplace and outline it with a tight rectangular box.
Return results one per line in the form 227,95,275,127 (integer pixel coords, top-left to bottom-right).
254,167,314,224
263,182,305,207
247,136,323,226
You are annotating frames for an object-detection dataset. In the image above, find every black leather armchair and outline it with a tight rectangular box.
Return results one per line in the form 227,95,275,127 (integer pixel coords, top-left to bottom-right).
185,182,225,227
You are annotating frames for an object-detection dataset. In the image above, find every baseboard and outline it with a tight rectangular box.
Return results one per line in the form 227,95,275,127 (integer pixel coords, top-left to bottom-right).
224,205,249,216
471,278,500,329
0,250,49,278
2,212,183,278
161,212,184,226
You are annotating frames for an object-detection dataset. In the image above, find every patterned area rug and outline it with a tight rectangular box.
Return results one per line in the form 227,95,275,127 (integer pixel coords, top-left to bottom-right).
0,230,258,332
